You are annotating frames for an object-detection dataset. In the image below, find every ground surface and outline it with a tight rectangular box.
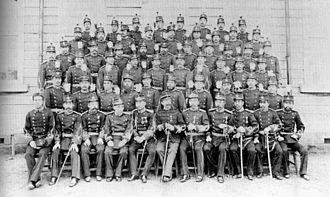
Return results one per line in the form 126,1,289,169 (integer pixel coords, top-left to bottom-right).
0,153,329,197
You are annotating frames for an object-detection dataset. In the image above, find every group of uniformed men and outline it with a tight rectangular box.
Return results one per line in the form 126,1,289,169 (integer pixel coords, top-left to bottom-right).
24,12,309,190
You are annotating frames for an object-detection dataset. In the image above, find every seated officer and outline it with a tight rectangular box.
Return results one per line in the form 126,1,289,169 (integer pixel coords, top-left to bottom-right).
104,98,133,182
180,93,210,183
277,94,309,181
50,96,82,187
128,95,156,183
80,96,106,182
204,94,234,183
24,92,54,189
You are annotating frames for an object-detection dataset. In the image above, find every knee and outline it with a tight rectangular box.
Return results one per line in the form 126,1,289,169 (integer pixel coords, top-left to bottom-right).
128,146,135,154
203,143,211,152
218,146,226,153
179,144,187,153
247,147,257,154
194,145,203,153
300,147,308,156
229,145,237,152
148,148,156,155
81,146,89,154
104,147,113,155
120,148,128,156
96,147,104,154
156,145,164,154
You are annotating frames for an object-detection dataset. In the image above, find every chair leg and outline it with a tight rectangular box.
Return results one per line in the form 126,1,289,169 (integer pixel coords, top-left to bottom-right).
293,152,298,175
174,158,179,178
155,157,159,177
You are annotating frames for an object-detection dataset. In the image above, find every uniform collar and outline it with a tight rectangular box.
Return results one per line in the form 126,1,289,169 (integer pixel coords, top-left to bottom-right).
34,107,45,112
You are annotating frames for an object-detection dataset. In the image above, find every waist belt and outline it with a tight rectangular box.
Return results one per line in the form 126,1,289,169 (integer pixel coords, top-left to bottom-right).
88,132,99,136
72,84,81,87
280,131,294,135
91,73,98,77
112,132,124,137
176,87,186,90
212,132,226,137
186,132,205,137
152,86,162,90
62,133,73,138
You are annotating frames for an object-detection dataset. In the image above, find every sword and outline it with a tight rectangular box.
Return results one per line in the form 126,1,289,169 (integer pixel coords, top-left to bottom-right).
266,132,273,178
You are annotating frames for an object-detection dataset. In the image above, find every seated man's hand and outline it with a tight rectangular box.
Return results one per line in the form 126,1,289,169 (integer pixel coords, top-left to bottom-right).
52,141,60,151
84,139,91,146
107,140,114,147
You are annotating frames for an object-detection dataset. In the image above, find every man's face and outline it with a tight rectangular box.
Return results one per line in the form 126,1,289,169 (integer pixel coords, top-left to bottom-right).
258,63,266,71
115,49,123,56
53,77,62,87
264,46,271,55
152,59,160,67
160,47,167,54
75,57,84,65
136,100,146,110
61,46,69,54
283,101,293,110
224,50,233,57
139,46,147,54
122,30,128,36
259,101,269,110
194,81,204,90
247,78,257,88
88,101,99,110
239,25,246,32
84,22,91,30
46,51,56,60
176,58,185,67
104,81,113,91
229,31,237,38
63,101,74,110
145,30,153,38
205,46,214,54
217,23,225,30
166,80,176,90
80,81,90,90
212,35,220,43
197,56,205,64
161,98,172,109
199,18,207,26
235,62,244,70
189,98,199,108
234,100,244,110
244,48,253,56
74,32,82,39
106,57,115,64
130,59,138,67
142,78,151,87
222,83,231,92
193,32,201,39
33,96,44,109
96,32,105,41
168,30,175,38
112,25,118,32
216,60,225,69
132,23,139,29
215,99,225,109
253,33,260,40
268,85,277,94
123,79,133,89
89,46,98,54
114,104,124,114
183,45,192,53
177,22,184,29
156,21,164,29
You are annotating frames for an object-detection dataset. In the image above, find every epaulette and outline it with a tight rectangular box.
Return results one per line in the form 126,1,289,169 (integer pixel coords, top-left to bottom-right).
81,111,88,115
57,110,65,114
191,53,197,56
45,85,54,89
122,54,130,58
84,53,91,57
275,109,283,112
245,109,254,113
198,109,206,113
183,108,190,113
253,108,260,113
145,109,154,114
225,109,233,114
98,110,107,115
72,91,80,95
208,108,216,112
123,111,131,116
72,111,81,116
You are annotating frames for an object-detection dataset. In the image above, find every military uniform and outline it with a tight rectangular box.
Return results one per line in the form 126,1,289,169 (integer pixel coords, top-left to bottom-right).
142,37,156,55
56,40,75,82
98,90,117,113
210,68,227,94
159,48,175,73
120,74,139,112
243,57,258,73
24,100,54,184
72,90,97,114
44,84,66,112
106,19,119,43
263,40,281,84
147,63,166,91
65,65,91,94
204,53,218,72
174,29,187,44
104,99,133,179
69,26,88,55
161,79,186,112
230,70,249,89
193,89,213,112
172,57,193,96
98,64,120,89
38,59,57,89
122,59,143,84
120,30,135,55
225,56,236,71
114,54,130,74
153,28,166,44
51,98,81,181
243,88,261,111
253,98,282,177
80,97,106,178
156,94,185,179
277,95,308,177
184,52,197,71
229,94,259,177
85,42,106,85
129,103,156,179
268,93,283,110
204,96,234,179
180,93,210,179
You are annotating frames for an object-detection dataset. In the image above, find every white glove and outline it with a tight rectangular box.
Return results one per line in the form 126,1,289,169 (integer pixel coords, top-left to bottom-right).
169,65,174,72
206,135,212,142
118,140,127,148
165,123,175,131
259,48,264,55
216,81,222,89
219,43,224,51
249,62,256,72
70,143,79,152
177,43,183,50
77,41,83,49
114,86,120,95
254,138,259,144
224,35,229,42
107,140,114,147
81,64,87,72
196,39,203,47
187,123,196,131
154,44,160,52
157,124,164,131
223,66,230,74
187,80,194,89
52,141,60,151
117,34,122,41
29,141,37,149
277,136,284,142
90,83,96,91
131,44,137,51
218,124,227,129
126,63,132,70
97,138,104,145
134,83,142,93
107,41,113,48
206,34,212,40
55,61,61,69
141,61,147,69
63,83,71,92
84,139,91,146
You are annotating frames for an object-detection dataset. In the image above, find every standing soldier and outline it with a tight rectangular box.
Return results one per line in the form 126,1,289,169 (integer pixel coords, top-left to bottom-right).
138,41,153,72
106,18,120,44
24,93,54,189
82,15,92,43
174,14,187,44
120,24,135,55
140,73,160,113
159,42,175,73
243,42,258,73
256,57,273,89
263,39,281,84
204,94,235,183
229,93,259,180
147,54,167,92
49,96,82,187
129,14,142,46
56,39,75,83
85,40,106,87
155,94,185,182
243,73,261,111
72,75,97,114
228,24,243,57
224,44,236,71
120,74,139,113
191,52,211,90
193,75,213,112
215,15,229,43
81,96,106,182
254,94,283,179
98,76,118,113
94,25,108,56
166,23,181,55
104,98,133,182
44,72,66,114
153,12,166,44
210,55,228,97
267,79,283,110
65,50,91,94
237,16,249,43
128,96,156,183
114,43,130,75
191,25,205,55
69,25,88,55
211,30,224,56
122,54,143,85
98,51,120,90
180,93,210,182
204,41,217,71
183,41,197,71
142,24,156,56
277,94,309,181
221,78,235,112
172,53,193,96
38,43,57,90
230,56,249,89
199,13,211,40
250,26,264,58
161,75,186,112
